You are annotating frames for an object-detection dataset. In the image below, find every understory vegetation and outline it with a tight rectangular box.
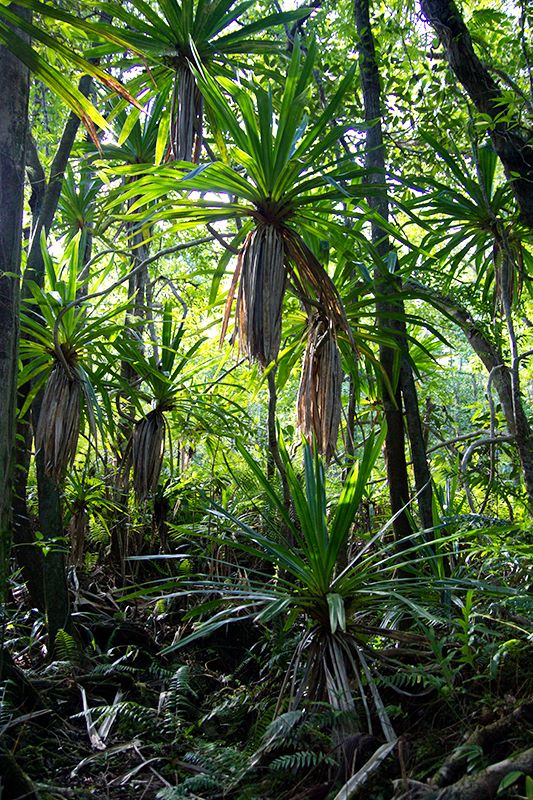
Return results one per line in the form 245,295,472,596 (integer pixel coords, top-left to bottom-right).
0,1,532,798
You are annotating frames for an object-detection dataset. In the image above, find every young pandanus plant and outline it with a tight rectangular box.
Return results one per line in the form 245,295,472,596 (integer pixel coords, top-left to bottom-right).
116,302,204,501
158,431,405,739
86,0,305,163
19,236,129,481
117,42,366,456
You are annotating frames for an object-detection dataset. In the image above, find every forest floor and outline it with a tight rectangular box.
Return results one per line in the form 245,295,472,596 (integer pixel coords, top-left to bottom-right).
2,573,532,800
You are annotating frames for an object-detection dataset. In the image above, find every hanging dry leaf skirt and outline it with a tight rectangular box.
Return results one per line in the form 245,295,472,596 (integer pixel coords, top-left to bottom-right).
170,63,203,163
297,316,343,463
131,409,166,501
234,224,286,367
68,505,89,567
36,362,81,481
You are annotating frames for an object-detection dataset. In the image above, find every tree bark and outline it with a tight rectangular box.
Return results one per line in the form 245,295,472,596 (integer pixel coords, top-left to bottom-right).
13,72,99,611
354,0,433,544
401,359,434,533
394,747,533,800
420,0,533,228
0,6,31,601
36,445,73,649
416,283,533,508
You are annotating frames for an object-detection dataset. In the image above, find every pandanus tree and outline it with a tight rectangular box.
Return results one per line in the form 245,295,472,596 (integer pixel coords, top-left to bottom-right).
155,433,436,740
114,302,204,501
20,236,128,481
18,235,127,642
116,42,365,459
114,302,243,502
411,135,533,508
0,0,138,605
88,0,306,162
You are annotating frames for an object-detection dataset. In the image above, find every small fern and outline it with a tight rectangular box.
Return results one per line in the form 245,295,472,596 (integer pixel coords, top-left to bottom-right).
156,773,220,799
54,629,80,663
89,656,139,678
157,742,249,799
270,750,336,772
159,664,199,737
72,700,157,732
376,666,448,693
0,683,15,734
200,685,255,738
259,710,305,753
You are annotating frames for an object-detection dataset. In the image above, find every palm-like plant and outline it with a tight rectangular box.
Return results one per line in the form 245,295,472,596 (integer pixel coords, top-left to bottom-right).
19,235,128,480
410,134,533,508
90,92,168,167
112,43,363,455
154,434,449,738
58,164,103,265
114,302,242,500
65,469,120,566
115,41,359,356
114,302,197,499
88,0,305,162
412,134,528,307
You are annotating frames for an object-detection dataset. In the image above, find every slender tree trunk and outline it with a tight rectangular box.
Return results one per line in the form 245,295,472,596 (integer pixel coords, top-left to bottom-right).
111,211,150,574
354,0,433,543
12,135,46,610
418,284,533,507
267,369,292,537
36,450,72,648
0,7,31,601
401,359,434,533
12,73,98,613
420,0,533,228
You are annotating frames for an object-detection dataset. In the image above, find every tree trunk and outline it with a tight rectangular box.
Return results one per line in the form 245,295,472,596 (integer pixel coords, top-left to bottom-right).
420,0,533,228
401,358,434,533
415,283,533,507
12,73,98,612
110,210,150,575
36,446,73,649
354,0,432,544
0,6,31,601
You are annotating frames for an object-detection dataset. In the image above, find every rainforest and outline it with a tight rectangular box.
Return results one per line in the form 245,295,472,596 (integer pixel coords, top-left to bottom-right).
0,1,532,798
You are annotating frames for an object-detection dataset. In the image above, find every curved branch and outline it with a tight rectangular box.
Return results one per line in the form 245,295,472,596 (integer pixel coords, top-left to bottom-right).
52,235,214,350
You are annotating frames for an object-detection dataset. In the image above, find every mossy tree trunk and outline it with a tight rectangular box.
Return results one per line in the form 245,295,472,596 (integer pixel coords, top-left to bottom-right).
0,6,31,602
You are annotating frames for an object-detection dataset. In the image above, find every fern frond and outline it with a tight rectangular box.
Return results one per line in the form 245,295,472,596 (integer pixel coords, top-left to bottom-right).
270,750,336,772
260,710,305,752
157,773,220,799
72,700,157,729
54,629,80,663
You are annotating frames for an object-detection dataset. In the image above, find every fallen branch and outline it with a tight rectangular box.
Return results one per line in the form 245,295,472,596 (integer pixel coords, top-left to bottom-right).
434,702,533,788
393,746,533,800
